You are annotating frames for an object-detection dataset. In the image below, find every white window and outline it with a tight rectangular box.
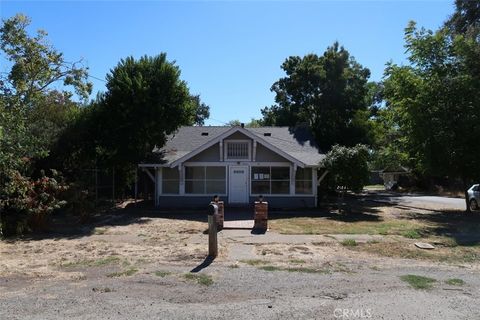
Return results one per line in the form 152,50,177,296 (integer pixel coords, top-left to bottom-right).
295,168,313,194
185,166,226,194
162,167,179,194
251,166,290,194
225,141,250,160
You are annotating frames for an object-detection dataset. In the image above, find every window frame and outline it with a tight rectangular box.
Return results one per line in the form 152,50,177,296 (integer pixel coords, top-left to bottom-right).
224,140,251,161
161,167,180,195
184,166,227,195
250,166,290,195
295,167,313,195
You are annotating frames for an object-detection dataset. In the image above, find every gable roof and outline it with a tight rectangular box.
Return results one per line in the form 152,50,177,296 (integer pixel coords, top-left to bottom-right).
147,126,325,167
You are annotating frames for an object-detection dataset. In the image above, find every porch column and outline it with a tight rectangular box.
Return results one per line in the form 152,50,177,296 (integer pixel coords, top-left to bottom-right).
154,168,159,207
290,164,297,195
178,164,185,195
158,167,163,197
219,141,224,161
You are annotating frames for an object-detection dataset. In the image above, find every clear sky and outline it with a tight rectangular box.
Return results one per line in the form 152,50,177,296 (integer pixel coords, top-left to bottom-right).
1,0,454,125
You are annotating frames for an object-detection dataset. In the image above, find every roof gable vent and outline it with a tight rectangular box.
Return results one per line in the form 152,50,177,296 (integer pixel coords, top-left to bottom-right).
201,132,209,136
263,132,271,137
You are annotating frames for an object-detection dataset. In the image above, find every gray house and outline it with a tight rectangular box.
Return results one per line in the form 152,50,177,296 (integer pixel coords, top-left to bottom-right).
139,125,326,208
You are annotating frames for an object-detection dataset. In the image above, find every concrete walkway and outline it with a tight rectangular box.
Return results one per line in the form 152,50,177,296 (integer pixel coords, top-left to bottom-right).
223,220,254,229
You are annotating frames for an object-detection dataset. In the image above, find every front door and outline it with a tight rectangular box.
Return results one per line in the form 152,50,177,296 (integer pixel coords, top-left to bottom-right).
229,166,248,204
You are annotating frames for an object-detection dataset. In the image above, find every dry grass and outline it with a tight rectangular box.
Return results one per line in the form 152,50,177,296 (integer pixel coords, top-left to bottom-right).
183,273,213,286
446,278,465,286
270,217,423,236
347,239,480,263
107,267,138,278
60,256,121,268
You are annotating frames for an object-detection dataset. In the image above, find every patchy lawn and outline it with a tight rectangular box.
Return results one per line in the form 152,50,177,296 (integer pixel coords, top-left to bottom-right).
269,199,480,264
400,274,437,290
270,215,425,236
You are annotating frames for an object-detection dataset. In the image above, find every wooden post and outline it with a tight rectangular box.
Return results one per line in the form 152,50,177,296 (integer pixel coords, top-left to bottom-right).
207,203,218,258
211,195,224,230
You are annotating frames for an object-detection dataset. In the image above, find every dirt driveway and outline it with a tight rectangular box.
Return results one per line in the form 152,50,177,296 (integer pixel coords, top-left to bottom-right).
1,197,479,319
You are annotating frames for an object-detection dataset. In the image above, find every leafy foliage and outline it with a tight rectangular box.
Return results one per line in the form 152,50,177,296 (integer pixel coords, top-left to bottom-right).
0,170,68,236
0,14,90,235
51,54,210,195
261,42,373,150
0,14,91,104
321,144,370,193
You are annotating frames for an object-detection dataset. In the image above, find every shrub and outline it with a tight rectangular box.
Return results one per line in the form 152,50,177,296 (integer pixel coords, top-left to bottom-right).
0,170,68,236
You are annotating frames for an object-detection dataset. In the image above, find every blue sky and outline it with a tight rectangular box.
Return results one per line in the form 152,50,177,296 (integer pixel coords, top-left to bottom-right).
1,1,454,125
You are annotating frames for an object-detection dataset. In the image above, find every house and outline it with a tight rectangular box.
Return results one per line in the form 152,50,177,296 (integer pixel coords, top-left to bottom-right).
381,166,411,190
139,125,326,208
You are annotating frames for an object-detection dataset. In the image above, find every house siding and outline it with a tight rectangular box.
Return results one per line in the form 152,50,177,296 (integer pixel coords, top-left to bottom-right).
189,143,220,162
158,196,227,208
249,196,315,208
255,143,288,162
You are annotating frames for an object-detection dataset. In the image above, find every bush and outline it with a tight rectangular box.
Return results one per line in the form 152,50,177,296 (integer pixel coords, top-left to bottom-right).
322,144,370,193
0,170,68,237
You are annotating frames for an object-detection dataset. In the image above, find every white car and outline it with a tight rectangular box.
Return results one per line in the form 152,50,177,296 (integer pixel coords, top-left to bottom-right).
467,184,480,211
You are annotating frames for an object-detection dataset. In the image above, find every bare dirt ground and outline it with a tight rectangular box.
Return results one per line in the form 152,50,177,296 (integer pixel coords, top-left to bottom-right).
1,196,479,320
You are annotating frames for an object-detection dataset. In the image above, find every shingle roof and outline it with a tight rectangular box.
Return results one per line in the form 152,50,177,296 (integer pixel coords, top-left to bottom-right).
150,126,324,167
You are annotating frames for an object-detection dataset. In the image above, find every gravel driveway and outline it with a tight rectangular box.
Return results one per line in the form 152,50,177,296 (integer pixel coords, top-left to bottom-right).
1,261,478,320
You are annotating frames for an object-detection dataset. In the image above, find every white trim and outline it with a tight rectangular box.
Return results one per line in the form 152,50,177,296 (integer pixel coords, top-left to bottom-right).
318,170,329,183
228,165,249,204
219,141,223,161
179,164,185,195
290,164,297,195
250,165,291,196
224,139,251,161
169,127,306,168
142,168,155,182
250,162,291,167
184,166,227,196
293,167,315,196
139,163,168,168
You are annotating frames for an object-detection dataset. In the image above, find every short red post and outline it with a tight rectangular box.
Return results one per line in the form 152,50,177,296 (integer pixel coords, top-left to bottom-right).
254,197,268,231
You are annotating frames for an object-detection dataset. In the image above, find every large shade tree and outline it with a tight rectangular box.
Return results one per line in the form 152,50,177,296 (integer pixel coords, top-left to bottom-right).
261,42,373,151
383,14,480,211
52,54,210,194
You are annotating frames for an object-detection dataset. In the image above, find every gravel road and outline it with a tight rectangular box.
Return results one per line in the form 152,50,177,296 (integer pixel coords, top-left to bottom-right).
1,262,478,320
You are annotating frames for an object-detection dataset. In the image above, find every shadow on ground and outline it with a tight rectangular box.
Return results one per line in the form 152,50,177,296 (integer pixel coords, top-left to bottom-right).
6,193,480,247
4,200,208,242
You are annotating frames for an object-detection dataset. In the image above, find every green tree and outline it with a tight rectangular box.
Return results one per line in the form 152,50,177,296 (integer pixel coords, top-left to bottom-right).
261,42,372,150
0,14,91,235
63,54,210,194
190,94,210,126
383,20,480,211
445,0,480,36
321,144,370,193
226,119,263,127
99,54,206,165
